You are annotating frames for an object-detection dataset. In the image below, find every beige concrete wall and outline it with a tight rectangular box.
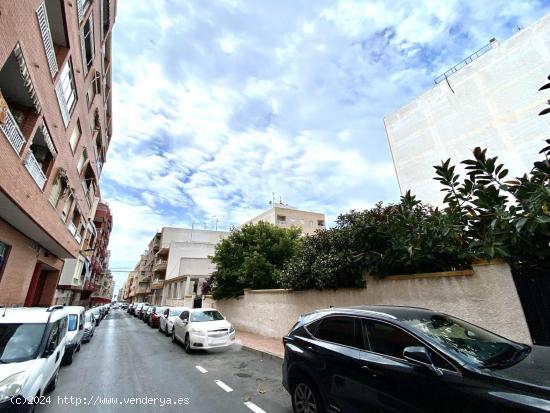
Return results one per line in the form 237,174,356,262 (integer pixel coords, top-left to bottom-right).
212,262,531,343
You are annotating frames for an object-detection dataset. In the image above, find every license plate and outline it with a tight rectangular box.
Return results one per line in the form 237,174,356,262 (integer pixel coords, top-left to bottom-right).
210,339,226,345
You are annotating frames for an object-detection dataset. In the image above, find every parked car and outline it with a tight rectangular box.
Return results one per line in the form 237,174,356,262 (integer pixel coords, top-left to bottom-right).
282,305,550,413
62,306,85,365
0,306,68,410
120,303,128,310
90,307,102,326
172,308,235,353
138,304,150,320
148,306,167,328
82,311,96,343
133,303,146,318
159,307,186,336
128,303,136,315
143,305,154,323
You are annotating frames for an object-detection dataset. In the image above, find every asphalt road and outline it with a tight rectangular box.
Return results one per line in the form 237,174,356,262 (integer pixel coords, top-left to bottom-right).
39,309,292,413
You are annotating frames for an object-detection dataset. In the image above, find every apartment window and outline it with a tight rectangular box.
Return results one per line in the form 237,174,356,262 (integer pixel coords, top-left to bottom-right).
317,220,325,227
77,148,88,174
69,120,81,151
80,13,94,76
55,60,77,127
77,0,92,22
61,194,73,221
0,241,10,282
276,215,286,224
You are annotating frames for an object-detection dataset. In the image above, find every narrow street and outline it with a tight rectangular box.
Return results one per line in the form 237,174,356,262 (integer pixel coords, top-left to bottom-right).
40,310,292,413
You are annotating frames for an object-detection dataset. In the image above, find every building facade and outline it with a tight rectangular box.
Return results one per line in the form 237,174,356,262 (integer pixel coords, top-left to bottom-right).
0,0,116,306
385,13,550,205
123,228,229,306
241,203,326,235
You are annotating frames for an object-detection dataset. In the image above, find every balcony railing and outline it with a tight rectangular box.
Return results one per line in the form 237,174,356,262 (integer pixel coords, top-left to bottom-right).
153,258,167,272
0,108,26,154
68,221,77,236
24,151,47,189
150,279,164,290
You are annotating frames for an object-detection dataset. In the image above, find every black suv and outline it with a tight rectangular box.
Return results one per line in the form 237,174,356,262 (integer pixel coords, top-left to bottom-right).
282,305,550,413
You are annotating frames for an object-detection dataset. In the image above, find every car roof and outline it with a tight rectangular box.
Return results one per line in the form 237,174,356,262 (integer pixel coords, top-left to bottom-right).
64,306,86,314
0,307,68,323
315,305,438,321
189,308,218,313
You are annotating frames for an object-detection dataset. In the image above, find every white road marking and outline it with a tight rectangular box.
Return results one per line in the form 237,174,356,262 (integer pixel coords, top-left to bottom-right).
215,380,233,392
244,401,267,413
195,365,208,374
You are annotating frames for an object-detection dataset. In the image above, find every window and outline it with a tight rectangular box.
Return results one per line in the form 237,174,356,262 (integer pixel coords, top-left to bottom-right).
77,148,88,174
316,316,356,347
0,323,46,362
362,320,422,359
68,314,78,331
0,241,10,282
80,13,94,76
69,120,81,151
77,0,92,22
55,60,76,127
317,220,325,226
61,194,73,221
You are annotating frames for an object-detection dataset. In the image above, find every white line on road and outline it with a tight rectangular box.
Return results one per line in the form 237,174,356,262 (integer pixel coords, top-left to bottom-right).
215,380,233,392
244,401,267,413
195,365,208,374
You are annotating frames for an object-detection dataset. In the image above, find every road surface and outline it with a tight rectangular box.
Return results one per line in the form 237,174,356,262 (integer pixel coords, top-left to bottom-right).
39,309,292,413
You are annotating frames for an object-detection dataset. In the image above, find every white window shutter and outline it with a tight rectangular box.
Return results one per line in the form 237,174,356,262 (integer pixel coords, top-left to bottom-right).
89,14,95,62
77,0,84,22
80,30,88,77
55,81,69,127
36,3,58,77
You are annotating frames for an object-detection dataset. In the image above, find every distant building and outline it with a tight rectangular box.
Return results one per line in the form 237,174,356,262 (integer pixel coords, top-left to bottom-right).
385,13,550,205
124,227,229,305
242,203,325,235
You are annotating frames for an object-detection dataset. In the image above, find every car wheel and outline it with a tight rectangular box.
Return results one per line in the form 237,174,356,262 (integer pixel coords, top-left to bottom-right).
158,324,163,332
63,349,74,366
172,329,178,343
292,377,324,413
184,334,191,353
46,369,59,393
76,343,81,352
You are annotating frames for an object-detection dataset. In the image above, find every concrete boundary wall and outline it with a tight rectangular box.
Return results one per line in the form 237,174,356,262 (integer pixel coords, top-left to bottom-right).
211,262,532,343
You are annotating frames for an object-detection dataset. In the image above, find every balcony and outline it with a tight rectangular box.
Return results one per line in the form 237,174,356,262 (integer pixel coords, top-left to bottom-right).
153,258,167,273
24,151,47,190
0,106,26,154
150,279,164,290
137,286,150,295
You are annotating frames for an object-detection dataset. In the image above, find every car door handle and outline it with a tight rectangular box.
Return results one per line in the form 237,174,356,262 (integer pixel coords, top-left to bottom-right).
361,364,383,376
307,346,319,353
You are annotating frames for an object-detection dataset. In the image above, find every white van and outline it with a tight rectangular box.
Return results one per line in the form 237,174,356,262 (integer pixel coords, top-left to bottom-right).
62,306,85,365
0,306,68,409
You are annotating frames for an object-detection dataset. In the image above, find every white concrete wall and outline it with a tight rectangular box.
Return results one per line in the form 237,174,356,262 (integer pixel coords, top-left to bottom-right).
160,228,229,249
385,13,550,205
213,262,531,344
179,257,216,277
165,242,218,279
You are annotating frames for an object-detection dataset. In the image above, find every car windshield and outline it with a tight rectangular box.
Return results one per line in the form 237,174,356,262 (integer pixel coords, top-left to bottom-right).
0,323,46,363
191,311,224,322
402,314,528,368
68,314,78,331
155,308,166,314
84,313,93,322
170,309,183,317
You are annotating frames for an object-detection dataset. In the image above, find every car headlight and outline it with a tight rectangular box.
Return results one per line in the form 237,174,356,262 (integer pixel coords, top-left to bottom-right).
190,328,205,336
0,372,28,402
229,325,235,334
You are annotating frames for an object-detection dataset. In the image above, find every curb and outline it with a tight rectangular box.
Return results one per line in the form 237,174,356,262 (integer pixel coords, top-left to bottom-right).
239,343,283,360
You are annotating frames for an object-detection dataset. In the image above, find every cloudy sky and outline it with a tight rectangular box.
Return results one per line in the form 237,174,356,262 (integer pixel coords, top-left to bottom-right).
101,0,550,293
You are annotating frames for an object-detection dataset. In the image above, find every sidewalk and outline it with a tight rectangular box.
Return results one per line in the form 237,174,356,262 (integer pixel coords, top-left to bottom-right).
236,330,284,359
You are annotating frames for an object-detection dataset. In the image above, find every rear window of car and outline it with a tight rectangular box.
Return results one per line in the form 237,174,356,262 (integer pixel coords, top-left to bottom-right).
315,316,355,347
68,314,78,331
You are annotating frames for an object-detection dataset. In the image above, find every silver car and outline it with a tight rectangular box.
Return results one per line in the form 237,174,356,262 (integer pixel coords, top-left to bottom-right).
82,311,96,342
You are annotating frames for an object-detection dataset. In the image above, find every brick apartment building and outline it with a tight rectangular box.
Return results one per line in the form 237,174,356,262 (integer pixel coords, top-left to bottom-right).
0,0,116,306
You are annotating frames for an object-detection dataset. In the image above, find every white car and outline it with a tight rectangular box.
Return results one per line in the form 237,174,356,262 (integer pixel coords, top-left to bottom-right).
159,307,186,336
172,308,235,353
0,306,68,409
62,306,85,365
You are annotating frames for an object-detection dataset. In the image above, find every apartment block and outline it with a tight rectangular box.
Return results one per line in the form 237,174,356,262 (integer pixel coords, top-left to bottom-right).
385,13,550,205
242,203,326,235
0,0,116,306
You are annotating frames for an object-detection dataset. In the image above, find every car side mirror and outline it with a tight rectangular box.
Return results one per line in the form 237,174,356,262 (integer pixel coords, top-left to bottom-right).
403,346,443,376
44,341,56,357
79,324,83,330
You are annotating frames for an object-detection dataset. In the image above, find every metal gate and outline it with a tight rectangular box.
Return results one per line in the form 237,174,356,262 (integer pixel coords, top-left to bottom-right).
512,267,550,346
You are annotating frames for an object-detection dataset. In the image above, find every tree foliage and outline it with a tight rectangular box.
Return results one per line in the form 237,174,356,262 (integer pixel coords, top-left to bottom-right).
209,222,301,299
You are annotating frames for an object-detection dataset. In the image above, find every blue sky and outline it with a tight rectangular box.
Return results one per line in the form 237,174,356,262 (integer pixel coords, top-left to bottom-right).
101,0,550,293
